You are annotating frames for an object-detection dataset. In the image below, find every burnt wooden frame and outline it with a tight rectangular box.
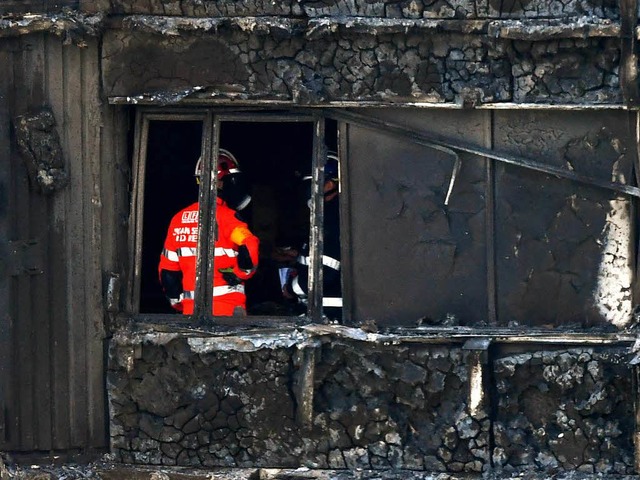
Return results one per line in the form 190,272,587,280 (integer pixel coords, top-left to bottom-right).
126,108,328,326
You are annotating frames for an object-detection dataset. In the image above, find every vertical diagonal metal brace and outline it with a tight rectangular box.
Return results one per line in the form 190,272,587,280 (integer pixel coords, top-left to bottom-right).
293,341,319,429
634,363,640,473
463,338,492,469
620,0,640,107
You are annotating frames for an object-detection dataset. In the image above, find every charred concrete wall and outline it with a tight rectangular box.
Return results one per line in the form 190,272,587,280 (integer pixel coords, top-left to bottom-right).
91,0,628,106
101,26,622,105
82,0,620,19
1,0,639,465
107,328,635,475
493,346,634,474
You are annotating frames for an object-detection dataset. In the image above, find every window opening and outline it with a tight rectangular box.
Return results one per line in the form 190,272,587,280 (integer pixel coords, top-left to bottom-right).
139,118,203,314
134,111,341,323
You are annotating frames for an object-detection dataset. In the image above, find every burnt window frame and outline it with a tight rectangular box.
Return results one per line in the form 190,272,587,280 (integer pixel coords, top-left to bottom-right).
126,107,340,326
327,108,640,332
124,106,640,332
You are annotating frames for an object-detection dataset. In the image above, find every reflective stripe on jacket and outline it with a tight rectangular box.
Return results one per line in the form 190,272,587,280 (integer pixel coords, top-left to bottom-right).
159,198,259,315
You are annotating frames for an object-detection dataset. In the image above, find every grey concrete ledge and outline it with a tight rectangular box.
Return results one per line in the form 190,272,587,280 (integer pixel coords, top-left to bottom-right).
0,12,623,41
111,319,639,350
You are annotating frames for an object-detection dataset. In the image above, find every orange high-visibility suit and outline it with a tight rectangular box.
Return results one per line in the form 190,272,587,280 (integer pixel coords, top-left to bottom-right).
158,198,259,315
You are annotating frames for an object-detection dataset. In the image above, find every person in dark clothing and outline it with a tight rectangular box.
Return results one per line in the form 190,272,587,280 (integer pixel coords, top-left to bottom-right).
283,153,342,320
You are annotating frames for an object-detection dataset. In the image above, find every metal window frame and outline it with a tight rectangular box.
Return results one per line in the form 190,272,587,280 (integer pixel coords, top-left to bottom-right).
127,106,640,332
126,107,329,326
324,107,640,329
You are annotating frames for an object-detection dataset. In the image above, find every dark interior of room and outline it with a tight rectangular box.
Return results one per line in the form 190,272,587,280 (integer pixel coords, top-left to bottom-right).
139,117,337,315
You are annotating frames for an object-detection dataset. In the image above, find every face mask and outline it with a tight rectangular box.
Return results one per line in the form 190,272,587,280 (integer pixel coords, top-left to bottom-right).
219,172,251,210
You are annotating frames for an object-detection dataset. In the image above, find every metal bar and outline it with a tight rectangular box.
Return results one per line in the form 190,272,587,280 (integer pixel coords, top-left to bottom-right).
135,109,315,123
215,114,315,123
486,111,497,326
634,112,640,309
620,0,640,107
293,343,317,429
444,156,461,206
307,117,326,322
325,109,640,198
117,315,637,344
0,38,11,450
127,110,146,313
194,112,216,321
108,96,628,111
337,120,353,325
634,365,640,473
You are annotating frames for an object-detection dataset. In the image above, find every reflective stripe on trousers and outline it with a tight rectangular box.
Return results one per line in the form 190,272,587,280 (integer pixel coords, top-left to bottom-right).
291,277,342,308
297,254,340,271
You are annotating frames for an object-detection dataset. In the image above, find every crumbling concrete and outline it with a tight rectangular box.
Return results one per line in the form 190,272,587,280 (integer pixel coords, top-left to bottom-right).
108,327,486,473
493,347,634,475
0,4,627,106
80,0,619,20
101,25,621,105
107,326,635,476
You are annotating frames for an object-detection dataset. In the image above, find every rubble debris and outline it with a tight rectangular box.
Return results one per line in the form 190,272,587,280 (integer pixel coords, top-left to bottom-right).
0,10,102,45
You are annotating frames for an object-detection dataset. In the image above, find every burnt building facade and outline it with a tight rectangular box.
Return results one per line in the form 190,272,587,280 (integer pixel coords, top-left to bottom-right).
1,0,640,476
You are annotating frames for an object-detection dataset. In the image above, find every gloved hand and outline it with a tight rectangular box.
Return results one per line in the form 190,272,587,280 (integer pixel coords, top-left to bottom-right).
219,267,242,286
237,244,255,271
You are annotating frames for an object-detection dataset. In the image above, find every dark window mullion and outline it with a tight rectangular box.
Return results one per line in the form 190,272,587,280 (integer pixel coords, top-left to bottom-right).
129,111,148,314
193,112,218,321
307,117,326,322
336,120,351,325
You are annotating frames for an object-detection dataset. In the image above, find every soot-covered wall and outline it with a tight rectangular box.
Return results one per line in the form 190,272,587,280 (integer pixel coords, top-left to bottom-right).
343,108,635,328
108,329,486,471
96,0,626,106
107,328,635,475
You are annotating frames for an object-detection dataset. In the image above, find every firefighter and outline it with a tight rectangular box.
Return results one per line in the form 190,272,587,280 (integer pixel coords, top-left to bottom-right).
283,152,342,320
158,149,259,316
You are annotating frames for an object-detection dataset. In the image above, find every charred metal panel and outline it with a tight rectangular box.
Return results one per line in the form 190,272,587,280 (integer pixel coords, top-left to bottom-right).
0,32,10,452
493,347,634,474
108,331,482,473
102,27,510,104
493,110,636,329
0,34,108,452
344,110,488,327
